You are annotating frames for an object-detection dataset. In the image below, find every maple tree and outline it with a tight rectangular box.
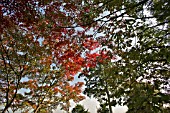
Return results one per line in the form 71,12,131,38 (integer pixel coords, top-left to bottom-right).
1,0,169,113
0,0,106,113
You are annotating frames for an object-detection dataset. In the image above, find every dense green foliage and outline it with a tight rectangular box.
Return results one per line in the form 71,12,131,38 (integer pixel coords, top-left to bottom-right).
82,0,170,112
72,104,89,113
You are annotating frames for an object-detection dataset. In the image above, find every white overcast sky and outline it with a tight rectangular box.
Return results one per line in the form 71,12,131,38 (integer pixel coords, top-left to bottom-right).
54,97,128,113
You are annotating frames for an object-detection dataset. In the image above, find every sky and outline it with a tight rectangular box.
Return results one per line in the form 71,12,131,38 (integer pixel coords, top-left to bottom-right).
10,96,127,113
2,2,168,113
54,97,128,113
53,74,128,113
52,10,129,113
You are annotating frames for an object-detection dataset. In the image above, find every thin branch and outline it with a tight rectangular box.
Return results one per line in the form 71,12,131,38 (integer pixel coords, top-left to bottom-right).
0,47,10,111
144,46,170,52
34,76,59,113
0,38,10,112
0,36,23,113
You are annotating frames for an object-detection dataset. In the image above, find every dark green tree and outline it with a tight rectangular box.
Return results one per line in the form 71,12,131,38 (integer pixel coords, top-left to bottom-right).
71,104,89,113
83,62,117,113
97,103,110,113
81,0,170,112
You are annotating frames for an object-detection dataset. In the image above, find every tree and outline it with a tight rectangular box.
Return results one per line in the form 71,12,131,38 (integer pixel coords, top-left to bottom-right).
1,0,170,112
71,104,89,113
0,16,84,113
0,0,104,112
83,62,115,113
81,0,170,112
97,104,110,113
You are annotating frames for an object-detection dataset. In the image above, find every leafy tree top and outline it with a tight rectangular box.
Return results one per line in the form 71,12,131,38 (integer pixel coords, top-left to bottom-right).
72,104,90,113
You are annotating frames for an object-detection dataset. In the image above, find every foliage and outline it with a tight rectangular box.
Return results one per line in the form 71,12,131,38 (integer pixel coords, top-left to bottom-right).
1,0,170,113
71,104,89,113
97,103,110,113
81,0,170,112
0,0,103,112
